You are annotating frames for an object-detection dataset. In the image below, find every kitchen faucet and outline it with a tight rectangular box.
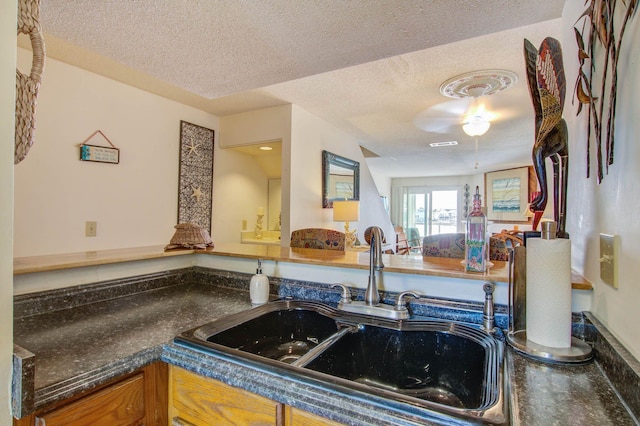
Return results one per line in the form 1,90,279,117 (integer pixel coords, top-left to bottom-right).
331,226,420,319
364,226,384,305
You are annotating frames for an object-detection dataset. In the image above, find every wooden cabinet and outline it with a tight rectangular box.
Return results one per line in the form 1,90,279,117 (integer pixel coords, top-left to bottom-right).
285,406,343,426
170,366,282,425
14,362,167,426
170,366,343,426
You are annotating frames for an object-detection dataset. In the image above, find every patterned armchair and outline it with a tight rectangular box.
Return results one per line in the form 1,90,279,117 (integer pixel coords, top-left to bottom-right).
290,228,346,251
421,233,510,261
422,233,466,258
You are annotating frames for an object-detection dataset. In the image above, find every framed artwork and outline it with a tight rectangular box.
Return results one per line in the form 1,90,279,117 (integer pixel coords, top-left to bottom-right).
484,166,535,222
177,121,214,233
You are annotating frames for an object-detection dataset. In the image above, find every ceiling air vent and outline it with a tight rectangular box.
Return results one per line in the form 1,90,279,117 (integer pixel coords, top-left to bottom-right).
429,141,458,147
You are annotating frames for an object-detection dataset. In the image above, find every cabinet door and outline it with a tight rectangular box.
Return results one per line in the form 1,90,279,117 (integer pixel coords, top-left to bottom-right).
170,366,283,426
13,362,167,426
37,374,145,426
285,406,344,426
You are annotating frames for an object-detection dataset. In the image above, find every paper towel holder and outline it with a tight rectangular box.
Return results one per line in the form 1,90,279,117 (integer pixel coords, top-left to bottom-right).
505,229,592,364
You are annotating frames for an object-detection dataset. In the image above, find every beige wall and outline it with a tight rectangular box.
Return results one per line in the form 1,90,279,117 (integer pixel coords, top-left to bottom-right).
289,105,394,243
390,174,536,234
563,0,640,359
1,1,16,422
219,105,292,241
13,49,219,257
221,104,393,245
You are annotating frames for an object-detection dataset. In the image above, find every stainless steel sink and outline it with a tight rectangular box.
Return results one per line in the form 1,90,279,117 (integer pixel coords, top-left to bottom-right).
175,299,506,424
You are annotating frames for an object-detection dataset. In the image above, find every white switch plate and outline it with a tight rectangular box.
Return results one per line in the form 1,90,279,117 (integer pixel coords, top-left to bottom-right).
85,221,97,237
600,233,618,288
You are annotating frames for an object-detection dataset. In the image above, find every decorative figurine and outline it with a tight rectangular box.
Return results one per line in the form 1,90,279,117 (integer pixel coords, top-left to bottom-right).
524,37,569,238
255,207,264,239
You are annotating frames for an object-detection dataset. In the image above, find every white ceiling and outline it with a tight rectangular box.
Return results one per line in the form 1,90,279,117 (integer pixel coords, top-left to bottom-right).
35,0,566,178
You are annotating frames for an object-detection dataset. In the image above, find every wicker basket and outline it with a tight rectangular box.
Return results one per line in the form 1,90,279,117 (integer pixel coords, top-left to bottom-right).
165,223,214,251
15,0,45,164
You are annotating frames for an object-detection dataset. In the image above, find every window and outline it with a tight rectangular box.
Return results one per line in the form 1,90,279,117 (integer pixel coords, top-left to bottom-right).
392,186,463,240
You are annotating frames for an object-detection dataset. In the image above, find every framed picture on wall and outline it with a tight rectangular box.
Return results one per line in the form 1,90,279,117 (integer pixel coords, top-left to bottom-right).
484,166,535,222
177,121,215,233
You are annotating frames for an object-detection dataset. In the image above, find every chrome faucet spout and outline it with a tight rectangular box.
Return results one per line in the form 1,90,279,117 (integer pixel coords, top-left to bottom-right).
364,226,385,305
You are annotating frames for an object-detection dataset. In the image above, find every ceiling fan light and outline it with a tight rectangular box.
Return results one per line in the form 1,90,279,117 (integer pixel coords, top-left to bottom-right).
462,118,490,136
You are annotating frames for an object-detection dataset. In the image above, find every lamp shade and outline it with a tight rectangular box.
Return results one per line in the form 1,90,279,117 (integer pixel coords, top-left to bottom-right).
333,200,360,222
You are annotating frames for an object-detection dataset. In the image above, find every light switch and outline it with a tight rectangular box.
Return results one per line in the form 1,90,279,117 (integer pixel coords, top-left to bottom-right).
599,233,618,288
85,221,97,237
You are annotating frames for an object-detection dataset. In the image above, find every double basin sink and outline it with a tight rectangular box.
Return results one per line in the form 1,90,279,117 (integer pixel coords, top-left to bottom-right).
175,299,506,424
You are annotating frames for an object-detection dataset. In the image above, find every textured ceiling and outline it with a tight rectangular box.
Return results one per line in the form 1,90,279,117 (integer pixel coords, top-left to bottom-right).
36,0,566,177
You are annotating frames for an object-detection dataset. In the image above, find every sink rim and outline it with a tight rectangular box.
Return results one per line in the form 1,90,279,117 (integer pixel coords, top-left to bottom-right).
187,299,344,342
175,299,506,424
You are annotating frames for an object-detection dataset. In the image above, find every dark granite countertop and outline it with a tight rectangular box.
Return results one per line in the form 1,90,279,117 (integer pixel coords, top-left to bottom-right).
14,282,251,391
507,350,635,425
12,269,636,424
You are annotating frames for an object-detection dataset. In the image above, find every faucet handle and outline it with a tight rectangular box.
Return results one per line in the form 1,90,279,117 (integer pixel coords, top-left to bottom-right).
395,291,420,310
332,284,352,304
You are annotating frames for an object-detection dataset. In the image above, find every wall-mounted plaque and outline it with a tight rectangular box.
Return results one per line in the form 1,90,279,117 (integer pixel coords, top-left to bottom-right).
79,130,120,164
177,121,215,234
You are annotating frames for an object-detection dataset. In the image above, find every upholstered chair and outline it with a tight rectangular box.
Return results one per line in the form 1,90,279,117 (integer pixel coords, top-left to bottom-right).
421,233,466,258
290,228,346,251
421,233,510,261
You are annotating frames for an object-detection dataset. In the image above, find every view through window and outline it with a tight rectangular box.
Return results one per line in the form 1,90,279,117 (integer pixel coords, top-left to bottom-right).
403,188,460,241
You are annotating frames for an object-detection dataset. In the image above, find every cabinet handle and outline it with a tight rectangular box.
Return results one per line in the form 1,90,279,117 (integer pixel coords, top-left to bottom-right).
35,417,45,426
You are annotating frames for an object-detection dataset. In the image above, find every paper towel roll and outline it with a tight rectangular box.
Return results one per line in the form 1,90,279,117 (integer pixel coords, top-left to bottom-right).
526,237,572,348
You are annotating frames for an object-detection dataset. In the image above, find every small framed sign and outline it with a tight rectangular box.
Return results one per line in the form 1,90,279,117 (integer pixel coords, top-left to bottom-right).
79,130,120,164
80,144,120,163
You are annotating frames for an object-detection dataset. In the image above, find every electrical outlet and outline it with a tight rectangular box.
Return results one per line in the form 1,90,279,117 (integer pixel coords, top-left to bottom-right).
85,221,97,237
599,233,618,288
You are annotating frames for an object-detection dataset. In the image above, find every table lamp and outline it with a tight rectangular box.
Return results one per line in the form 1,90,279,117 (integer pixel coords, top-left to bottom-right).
333,200,359,248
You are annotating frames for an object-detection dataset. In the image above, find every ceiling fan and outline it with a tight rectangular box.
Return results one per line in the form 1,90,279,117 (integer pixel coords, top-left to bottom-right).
413,70,518,136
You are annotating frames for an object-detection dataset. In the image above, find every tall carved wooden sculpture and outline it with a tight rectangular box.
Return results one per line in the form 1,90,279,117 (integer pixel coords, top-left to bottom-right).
524,37,568,238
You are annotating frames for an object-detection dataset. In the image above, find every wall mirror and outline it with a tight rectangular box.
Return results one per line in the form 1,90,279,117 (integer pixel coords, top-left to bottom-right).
322,150,360,208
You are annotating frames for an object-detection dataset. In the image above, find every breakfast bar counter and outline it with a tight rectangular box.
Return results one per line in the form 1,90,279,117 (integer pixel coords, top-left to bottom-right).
13,243,592,290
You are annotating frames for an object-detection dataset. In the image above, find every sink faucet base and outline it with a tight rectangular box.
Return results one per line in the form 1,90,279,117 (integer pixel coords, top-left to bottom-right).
337,300,411,320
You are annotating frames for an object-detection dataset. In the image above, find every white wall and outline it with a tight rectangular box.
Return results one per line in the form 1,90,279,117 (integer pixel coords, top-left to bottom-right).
13,50,219,257
1,1,16,422
220,105,393,246
370,170,391,202
390,174,534,235
212,149,270,243
290,105,394,244
563,0,640,360
220,105,292,241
